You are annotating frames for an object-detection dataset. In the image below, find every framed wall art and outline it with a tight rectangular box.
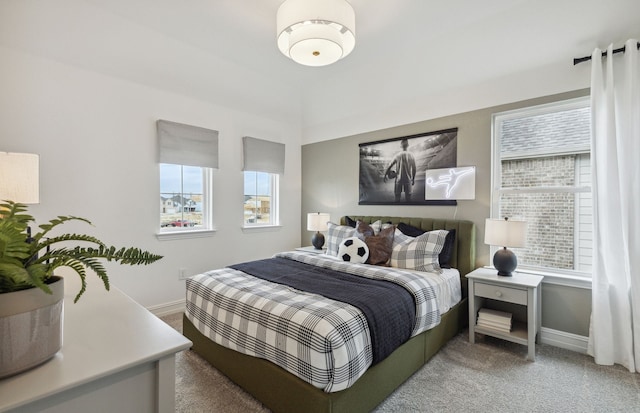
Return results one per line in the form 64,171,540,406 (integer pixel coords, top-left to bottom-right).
358,128,459,205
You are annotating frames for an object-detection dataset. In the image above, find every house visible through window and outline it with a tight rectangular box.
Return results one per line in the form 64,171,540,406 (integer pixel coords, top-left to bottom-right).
491,97,592,277
160,164,211,230
243,171,279,226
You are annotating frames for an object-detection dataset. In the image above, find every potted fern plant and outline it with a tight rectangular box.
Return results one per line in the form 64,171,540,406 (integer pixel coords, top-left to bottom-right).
0,201,163,378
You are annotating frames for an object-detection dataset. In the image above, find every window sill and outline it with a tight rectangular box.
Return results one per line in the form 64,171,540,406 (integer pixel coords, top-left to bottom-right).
156,228,217,241
481,266,592,290
536,271,592,289
241,224,282,233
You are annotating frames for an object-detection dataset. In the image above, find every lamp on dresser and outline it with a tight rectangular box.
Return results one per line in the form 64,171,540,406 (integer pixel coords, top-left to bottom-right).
484,217,527,276
307,212,330,250
0,152,40,204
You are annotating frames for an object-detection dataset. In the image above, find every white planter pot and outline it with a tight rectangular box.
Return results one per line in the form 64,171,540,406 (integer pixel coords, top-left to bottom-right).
0,276,64,378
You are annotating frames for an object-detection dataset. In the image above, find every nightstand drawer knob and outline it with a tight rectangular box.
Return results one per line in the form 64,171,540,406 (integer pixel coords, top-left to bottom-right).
496,291,503,297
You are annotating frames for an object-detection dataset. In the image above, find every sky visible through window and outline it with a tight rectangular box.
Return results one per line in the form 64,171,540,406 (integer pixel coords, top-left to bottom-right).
244,171,271,196
160,164,271,195
160,164,202,193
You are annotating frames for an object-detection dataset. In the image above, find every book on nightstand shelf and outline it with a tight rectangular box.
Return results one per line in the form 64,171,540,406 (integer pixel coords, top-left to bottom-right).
477,308,512,333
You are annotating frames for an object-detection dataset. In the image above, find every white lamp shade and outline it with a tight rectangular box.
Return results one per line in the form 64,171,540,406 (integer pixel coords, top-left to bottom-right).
277,0,355,67
0,152,40,204
307,212,330,232
484,218,527,248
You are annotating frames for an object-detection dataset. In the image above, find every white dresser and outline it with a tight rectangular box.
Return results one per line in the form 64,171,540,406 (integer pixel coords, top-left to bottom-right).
0,271,191,412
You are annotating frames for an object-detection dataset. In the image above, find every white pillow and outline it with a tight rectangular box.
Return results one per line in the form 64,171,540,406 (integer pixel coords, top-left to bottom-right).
337,237,369,264
390,229,448,273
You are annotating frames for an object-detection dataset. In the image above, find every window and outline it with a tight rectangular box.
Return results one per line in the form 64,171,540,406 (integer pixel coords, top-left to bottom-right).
243,171,279,226
491,97,592,277
157,120,218,234
160,164,212,231
241,136,285,228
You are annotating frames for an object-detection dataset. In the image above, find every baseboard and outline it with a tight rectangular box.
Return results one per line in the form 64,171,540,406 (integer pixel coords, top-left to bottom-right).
540,327,588,354
147,299,185,317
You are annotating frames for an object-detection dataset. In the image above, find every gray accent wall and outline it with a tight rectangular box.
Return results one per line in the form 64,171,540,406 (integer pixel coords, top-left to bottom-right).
301,89,591,337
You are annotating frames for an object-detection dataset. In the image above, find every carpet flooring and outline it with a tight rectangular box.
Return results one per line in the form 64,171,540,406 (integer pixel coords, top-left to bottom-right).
161,313,640,412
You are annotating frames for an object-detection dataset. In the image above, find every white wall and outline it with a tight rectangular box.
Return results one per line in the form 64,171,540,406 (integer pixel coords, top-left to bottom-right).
0,46,302,309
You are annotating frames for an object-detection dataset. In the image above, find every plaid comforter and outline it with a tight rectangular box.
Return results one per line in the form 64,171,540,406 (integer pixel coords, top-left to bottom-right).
185,251,441,392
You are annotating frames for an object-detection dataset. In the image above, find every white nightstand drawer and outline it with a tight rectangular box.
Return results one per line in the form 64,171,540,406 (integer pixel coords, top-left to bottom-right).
475,283,527,305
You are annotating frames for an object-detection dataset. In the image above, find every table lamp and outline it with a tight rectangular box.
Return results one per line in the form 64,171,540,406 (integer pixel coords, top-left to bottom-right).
0,152,40,204
307,212,330,249
484,217,527,276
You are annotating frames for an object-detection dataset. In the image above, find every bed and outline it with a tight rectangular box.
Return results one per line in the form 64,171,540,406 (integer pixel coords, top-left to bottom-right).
183,216,476,413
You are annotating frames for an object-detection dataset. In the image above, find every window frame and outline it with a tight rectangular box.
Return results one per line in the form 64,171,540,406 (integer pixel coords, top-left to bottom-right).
157,163,215,239
490,96,592,283
242,170,280,228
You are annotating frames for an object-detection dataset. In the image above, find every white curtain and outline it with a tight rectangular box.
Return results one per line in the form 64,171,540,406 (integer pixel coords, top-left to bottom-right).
588,39,640,373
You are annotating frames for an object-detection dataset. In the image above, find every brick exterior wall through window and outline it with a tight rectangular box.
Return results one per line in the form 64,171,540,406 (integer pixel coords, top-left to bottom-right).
500,156,576,270
496,101,591,273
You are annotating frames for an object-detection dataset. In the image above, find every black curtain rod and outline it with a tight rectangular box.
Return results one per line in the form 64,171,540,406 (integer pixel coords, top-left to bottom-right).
573,42,640,65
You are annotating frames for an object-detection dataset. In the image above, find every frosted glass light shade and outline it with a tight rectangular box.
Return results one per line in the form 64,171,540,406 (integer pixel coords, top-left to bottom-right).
277,0,355,67
484,218,527,248
0,152,40,204
307,212,330,231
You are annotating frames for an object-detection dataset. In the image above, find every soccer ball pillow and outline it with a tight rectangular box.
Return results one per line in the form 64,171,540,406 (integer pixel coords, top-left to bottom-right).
338,237,369,263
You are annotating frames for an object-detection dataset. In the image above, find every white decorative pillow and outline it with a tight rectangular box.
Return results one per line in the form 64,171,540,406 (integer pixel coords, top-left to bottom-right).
325,222,357,256
337,237,369,264
390,229,449,273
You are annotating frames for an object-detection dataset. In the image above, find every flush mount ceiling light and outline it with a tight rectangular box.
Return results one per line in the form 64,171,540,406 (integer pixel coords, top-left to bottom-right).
277,0,355,67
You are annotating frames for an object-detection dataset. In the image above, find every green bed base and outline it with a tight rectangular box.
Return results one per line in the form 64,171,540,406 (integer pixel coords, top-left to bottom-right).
182,216,476,413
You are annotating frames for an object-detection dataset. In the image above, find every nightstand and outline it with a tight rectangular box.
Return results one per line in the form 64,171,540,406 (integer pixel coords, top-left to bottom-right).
295,246,326,254
467,267,543,361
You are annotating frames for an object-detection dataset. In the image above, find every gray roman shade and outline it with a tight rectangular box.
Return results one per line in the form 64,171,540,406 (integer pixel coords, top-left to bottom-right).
242,136,286,175
157,119,219,168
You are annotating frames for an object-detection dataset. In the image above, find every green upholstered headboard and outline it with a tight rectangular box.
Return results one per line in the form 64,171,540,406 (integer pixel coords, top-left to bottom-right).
340,216,476,296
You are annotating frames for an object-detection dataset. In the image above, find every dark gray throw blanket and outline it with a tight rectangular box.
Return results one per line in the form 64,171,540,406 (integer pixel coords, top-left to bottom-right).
229,257,416,365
